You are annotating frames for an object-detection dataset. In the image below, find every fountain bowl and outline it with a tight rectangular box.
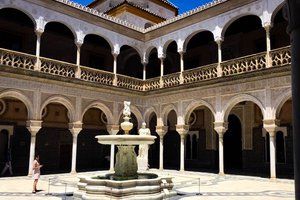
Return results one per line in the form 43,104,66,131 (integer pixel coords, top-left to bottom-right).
95,135,156,145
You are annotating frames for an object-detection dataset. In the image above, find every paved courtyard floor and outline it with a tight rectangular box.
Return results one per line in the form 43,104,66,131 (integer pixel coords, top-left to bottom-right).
0,169,295,199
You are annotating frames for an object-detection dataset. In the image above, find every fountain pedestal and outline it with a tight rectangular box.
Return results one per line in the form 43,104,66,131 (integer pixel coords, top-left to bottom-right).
115,146,137,178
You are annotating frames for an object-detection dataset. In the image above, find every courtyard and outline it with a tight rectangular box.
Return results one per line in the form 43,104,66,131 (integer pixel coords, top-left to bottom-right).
0,169,294,200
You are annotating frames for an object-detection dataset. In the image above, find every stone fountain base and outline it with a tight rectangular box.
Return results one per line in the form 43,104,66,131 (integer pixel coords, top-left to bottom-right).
74,175,175,200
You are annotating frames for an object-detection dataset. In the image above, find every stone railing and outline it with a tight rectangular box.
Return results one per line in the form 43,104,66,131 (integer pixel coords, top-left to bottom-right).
80,66,114,86
221,52,266,76
183,63,218,84
0,47,291,92
117,74,144,91
163,72,181,88
144,77,161,91
40,57,76,78
0,48,36,70
270,46,291,67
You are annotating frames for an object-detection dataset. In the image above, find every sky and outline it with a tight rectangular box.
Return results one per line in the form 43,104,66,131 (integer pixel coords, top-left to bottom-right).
72,0,214,14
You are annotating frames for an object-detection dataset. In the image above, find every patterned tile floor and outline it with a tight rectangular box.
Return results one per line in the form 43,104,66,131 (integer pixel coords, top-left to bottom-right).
0,169,295,199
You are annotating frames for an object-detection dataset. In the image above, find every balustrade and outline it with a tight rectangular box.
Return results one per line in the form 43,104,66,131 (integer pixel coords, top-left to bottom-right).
0,47,292,91
116,74,144,91
144,77,161,91
0,48,35,70
183,63,218,84
221,52,266,76
80,66,114,86
40,57,76,78
270,46,291,67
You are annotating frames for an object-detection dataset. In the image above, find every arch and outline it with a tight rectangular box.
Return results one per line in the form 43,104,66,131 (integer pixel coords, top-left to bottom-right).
274,90,292,119
221,13,263,38
82,33,114,51
40,95,75,122
44,20,77,40
184,100,216,125
145,46,158,61
161,104,178,125
0,89,33,119
0,6,36,28
270,2,286,23
119,44,143,60
143,107,158,126
223,94,265,122
81,101,114,125
182,29,214,52
269,0,286,23
162,39,177,55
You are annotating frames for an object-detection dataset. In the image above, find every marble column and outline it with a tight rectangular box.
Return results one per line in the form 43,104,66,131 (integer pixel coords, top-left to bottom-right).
179,51,185,84
26,120,42,176
263,119,279,179
176,125,189,172
264,24,272,68
107,125,119,172
75,42,82,78
214,122,228,175
142,62,147,91
285,1,300,198
215,39,223,77
34,30,43,71
159,56,165,88
69,122,82,174
156,126,168,171
113,53,118,86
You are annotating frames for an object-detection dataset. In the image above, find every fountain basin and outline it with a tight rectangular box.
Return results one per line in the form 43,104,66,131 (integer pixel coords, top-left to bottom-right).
74,174,175,200
95,135,156,145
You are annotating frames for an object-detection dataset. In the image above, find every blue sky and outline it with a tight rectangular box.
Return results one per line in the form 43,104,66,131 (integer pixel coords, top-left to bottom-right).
73,0,213,14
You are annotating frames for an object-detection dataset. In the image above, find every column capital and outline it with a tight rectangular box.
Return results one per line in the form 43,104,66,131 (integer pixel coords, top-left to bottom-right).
175,124,189,136
156,126,168,137
177,49,186,55
214,121,228,136
75,41,83,48
26,120,42,136
214,37,224,45
263,119,280,136
107,124,119,135
263,22,273,31
69,122,82,136
158,54,166,60
112,52,119,58
35,29,44,37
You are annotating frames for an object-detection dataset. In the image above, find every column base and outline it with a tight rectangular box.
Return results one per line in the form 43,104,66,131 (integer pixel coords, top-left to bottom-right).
179,169,184,172
159,167,163,171
109,169,115,173
70,170,77,174
27,173,32,177
270,177,277,181
218,172,225,176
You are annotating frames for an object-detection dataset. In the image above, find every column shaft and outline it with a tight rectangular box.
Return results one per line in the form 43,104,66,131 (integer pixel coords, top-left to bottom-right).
28,135,36,176
159,136,164,171
35,31,42,71
216,40,222,77
269,134,276,179
113,54,118,86
71,134,78,174
180,135,185,171
265,25,272,68
218,134,224,175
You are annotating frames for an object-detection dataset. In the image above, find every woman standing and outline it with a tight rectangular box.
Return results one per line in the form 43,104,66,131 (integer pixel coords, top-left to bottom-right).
32,154,42,193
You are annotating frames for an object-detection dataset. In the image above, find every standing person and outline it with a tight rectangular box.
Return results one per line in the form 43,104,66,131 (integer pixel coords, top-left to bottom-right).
32,154,42,193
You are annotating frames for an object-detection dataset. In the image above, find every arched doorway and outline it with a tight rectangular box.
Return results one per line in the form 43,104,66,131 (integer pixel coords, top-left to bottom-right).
77,108,110,172
224,114,242,172
37,103,72,174
164,110,180,170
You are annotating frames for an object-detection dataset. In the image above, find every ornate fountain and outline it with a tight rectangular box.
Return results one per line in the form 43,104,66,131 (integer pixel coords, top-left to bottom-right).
74,101,175,200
